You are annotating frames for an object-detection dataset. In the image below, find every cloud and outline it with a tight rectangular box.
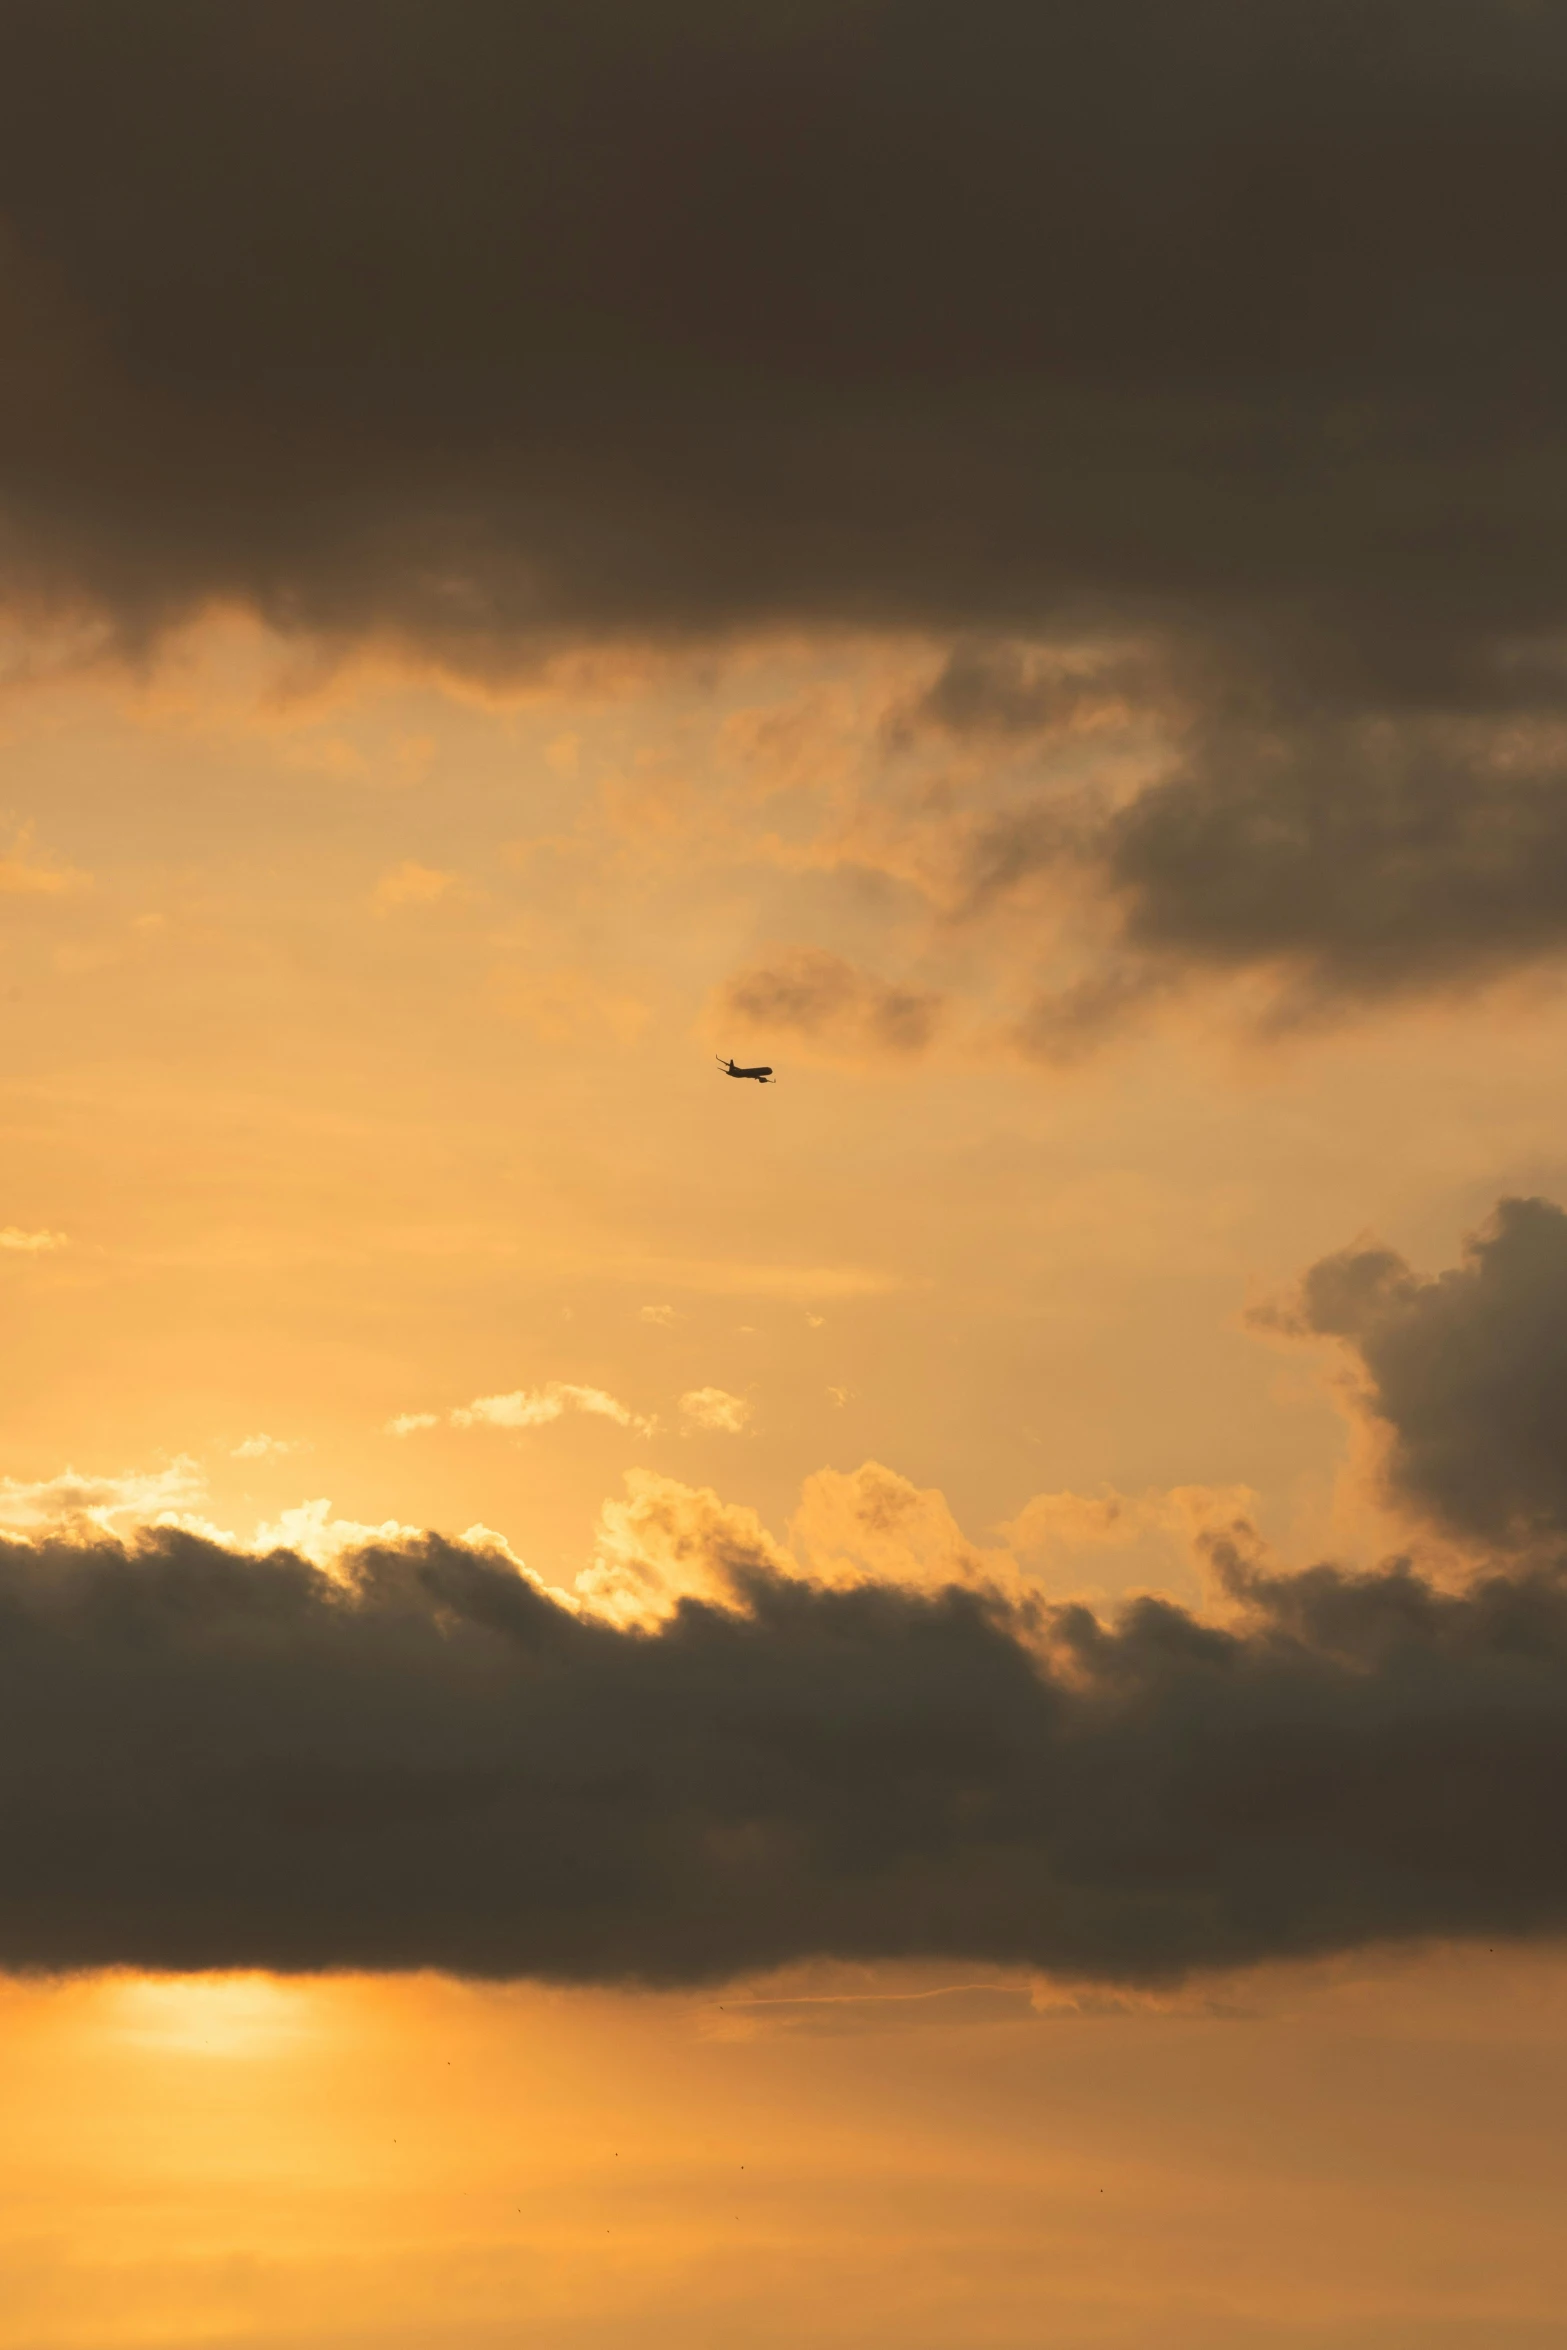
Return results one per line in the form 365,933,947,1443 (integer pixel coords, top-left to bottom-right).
231,1433,302,1462
11,6,1567,1023
906,637,1154,744
487,964,650,1045
723,950,942,1060
251,1498,425,1569
1269,1195,1567,1547
1103,723,1567,1005
0,1458,206,1536
789,1462,999,1592
679,1387,751,1434
639,1305,676,1326
2,2,1563,706
1005,1483,1256,1561
5,1501,1567,1982
0,1227,67,1252
450,1381,653,1437
6,1195,1567,1984
586,1256,901,1302
374,861,457,912
574,1467,786,1627
959,696,1567,1030
0,826,87,897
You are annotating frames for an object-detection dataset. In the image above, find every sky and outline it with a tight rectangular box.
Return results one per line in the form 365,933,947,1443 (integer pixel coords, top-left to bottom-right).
6,3,1567,2344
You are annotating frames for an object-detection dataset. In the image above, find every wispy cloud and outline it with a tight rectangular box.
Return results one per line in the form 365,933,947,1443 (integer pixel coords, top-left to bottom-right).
0,826,88,898
384,1411,440,1438
589,1257,903,1301
723,948,943,1061
487,963,649,1044
0,1227,69,1252
374,860,457,912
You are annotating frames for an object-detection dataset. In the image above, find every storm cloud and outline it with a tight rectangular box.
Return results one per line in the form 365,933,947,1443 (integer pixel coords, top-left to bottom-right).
0,0,1565,665
8,4,1567,1002
2,1195,1565,1984
1,1505,1566,1984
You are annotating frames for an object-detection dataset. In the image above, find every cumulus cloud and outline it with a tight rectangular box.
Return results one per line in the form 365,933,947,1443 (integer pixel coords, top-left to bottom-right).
575,1467,786,1626
231,1433,302,1462
723,951,942,1060
251,1498,424,1569
451,1382,652,1436
384,1412,440,1437
0,1458,206,1536
1269,1195,1567,1547
0,1226,67,1252
680,1387,751,1434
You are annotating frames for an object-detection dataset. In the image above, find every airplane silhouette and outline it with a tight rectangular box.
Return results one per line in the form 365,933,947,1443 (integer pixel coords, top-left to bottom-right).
715,1055,776,1085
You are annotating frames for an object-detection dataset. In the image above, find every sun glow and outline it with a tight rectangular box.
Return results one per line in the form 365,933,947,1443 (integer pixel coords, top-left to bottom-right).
101,1975,320,2059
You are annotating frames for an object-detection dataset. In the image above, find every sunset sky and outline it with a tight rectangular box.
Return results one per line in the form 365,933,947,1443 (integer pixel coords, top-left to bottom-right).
6,5,1567,2345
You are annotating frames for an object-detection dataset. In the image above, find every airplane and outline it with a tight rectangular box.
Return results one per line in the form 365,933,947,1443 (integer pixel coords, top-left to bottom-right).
715,1054,776,1085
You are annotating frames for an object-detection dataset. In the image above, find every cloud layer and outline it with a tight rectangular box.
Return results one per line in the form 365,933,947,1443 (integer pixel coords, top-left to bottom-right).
2,1510,1566,1984
1,0,1565,673
9,4,1567,1016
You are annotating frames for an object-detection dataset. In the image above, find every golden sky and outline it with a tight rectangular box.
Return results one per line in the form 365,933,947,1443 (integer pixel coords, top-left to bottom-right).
9,617,1566,1594
3,606,1567,2348
7,6,1567,2345
6,1951,1567,2350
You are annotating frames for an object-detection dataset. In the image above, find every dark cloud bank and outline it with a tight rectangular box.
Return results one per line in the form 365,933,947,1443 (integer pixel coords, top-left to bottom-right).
6,1196,1567,1987
8,3,1567,1003
4,0,1565,663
